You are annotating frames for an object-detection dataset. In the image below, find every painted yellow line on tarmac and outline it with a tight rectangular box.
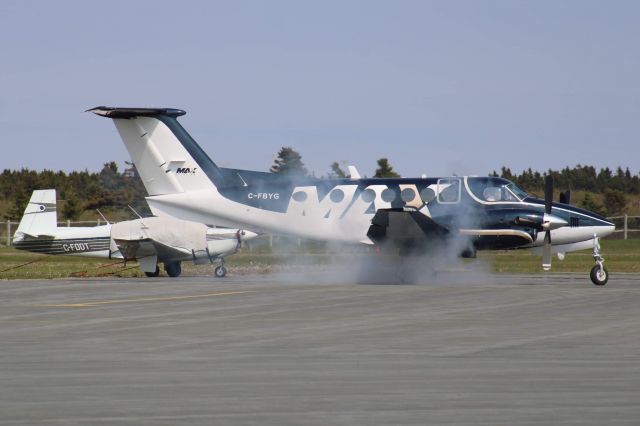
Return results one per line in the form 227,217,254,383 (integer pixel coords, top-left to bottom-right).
37,290,255,308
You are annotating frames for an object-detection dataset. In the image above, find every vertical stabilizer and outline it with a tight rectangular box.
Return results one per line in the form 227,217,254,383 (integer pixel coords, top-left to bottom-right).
88,107,223,195
15,189,58,239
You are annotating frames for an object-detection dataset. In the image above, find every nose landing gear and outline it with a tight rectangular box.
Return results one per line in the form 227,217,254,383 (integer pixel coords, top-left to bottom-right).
590,236,608,286
214,259,227,278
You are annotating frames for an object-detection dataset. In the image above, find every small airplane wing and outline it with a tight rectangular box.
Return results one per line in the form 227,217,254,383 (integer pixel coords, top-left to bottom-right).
113,238,156,261
148,239,192,262
114,237,191,262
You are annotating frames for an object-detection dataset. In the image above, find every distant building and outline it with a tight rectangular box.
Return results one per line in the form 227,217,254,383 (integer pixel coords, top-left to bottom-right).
122,163,138,178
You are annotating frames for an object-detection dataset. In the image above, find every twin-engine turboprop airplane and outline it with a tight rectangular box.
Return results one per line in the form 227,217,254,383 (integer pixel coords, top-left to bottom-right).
13,189,257,277
89,106,615,285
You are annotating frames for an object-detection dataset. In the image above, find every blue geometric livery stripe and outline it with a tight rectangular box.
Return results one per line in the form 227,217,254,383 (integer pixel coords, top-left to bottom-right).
14,237,111,255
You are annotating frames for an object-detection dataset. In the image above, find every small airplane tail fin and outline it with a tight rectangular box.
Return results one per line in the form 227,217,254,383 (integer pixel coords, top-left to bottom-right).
88,107,226,196
14,189,58,240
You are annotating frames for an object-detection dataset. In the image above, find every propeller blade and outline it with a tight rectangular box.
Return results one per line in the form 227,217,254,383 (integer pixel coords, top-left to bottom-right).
542,230,552,271
544,175,553,214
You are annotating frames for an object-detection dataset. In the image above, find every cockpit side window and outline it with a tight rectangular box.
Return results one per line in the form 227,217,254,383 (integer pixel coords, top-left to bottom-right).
482,187,502,202
467,177,527,202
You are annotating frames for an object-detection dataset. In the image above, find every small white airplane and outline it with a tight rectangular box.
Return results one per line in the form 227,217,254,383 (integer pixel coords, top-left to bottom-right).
89,106,616,285
12,189,257,277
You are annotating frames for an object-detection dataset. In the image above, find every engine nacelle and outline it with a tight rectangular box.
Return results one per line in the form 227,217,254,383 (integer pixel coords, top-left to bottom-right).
192,228,258,264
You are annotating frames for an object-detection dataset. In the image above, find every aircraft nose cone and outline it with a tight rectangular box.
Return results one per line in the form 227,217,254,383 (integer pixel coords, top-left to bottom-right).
239,230,259,241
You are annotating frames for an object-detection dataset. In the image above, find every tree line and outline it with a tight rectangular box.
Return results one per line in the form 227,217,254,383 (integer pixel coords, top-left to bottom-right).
493,165,640,194
1,162,149,221
492,165,640,216
2,147,637,220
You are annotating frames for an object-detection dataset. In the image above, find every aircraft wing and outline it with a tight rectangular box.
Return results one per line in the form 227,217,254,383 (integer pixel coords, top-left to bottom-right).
367,209,534,253
367,210,449,242
459,229,534,249
114,238,191,262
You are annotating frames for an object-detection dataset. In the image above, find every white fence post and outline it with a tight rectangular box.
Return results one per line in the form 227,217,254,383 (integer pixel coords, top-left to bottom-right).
624,214,628,240
6,221,10,246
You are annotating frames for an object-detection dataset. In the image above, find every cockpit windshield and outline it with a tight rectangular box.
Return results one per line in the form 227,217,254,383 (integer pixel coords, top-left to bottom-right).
505,183,528,201
467,177,528,202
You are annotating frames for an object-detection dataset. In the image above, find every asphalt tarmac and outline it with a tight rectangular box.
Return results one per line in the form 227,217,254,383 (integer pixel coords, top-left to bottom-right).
1,271,640,425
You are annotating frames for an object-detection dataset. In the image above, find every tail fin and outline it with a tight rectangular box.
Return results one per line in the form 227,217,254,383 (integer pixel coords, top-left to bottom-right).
88,106,225,195
14,189,58,239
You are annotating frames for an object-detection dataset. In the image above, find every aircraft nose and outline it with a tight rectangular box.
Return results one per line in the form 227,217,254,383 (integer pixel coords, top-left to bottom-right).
598,224,616,239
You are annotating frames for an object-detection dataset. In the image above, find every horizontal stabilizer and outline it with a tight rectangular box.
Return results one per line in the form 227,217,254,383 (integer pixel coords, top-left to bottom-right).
87,106,186,119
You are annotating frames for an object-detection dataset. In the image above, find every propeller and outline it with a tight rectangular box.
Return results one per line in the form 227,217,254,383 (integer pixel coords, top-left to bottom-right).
542,175,553,271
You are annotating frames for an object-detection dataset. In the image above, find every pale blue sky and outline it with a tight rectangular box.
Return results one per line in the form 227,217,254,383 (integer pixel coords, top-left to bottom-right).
1,0,639,177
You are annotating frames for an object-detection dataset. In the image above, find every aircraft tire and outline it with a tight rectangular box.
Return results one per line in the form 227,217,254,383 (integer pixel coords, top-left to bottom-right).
165,262,182,278
214,265,227,278
145,266,160,278
590,265,608,286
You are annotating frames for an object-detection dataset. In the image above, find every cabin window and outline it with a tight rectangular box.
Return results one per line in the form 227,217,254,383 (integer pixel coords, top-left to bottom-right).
330,189,344,203
437,178,461,204
401,188,416,203
292,191,307,202
361,189,376,203
420,187,436,203
381,188,396,202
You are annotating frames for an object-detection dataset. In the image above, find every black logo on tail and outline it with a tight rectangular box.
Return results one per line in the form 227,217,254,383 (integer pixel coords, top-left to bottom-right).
176,167,198,174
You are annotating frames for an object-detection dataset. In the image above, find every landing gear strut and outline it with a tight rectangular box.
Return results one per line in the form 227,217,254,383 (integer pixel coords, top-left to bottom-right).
214,259,227,278
590,236,608,286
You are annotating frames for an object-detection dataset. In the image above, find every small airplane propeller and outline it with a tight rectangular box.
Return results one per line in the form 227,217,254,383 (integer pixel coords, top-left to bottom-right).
542,175,553,271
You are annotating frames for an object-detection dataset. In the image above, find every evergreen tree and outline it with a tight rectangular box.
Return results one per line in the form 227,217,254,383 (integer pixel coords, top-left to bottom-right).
603,189,627,215
374,158,400,178
580,193,606,217
499,166,513,181
7,191,29,220
99,161,120,190
62,192,83,221
270,147,308,177
329,161,347,178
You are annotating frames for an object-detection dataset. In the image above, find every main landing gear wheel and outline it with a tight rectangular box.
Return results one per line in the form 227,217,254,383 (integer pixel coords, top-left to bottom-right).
214,265,227,278
145,266,160,278
165,262,182,278
590,265,609,286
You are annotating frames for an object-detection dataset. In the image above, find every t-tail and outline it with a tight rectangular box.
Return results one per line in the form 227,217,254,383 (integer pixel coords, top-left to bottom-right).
87,107,226,196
